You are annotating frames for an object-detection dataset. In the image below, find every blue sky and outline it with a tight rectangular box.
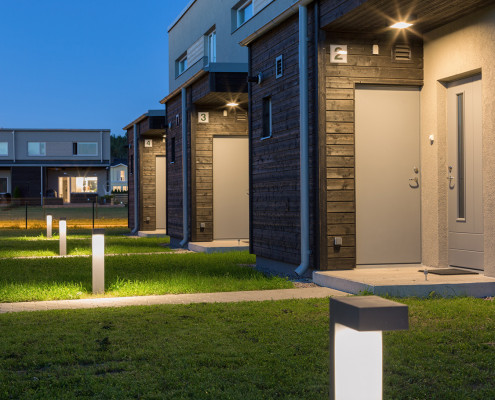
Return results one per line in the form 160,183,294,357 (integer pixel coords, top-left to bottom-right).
0,0,189,136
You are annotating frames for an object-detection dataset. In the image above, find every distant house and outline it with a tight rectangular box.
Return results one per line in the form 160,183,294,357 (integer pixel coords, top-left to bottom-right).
0,128,110,204
110,160,128,193
124,110,166,233
239,0,495,277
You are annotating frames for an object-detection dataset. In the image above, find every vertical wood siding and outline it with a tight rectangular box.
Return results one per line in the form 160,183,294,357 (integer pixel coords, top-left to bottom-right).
127,128,135,230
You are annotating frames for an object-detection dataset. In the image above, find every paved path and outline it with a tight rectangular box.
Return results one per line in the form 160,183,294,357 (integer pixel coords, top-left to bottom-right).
0,287,347,314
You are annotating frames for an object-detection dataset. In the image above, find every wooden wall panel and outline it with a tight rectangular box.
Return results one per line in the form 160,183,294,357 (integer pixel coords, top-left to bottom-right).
127,127,135,230
323,31,423,270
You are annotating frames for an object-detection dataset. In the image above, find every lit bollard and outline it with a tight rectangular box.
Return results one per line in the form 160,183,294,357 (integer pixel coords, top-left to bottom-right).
329,296,408,400
92,229,105,294
59,218,67,256
46,214,53,238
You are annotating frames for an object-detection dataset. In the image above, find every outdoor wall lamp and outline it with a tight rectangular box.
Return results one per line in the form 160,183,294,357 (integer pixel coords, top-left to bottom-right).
226,102,239,107
390,14,416,29
59,218,67,256
92,229,105,294
46,214,52,238
330,296,408,400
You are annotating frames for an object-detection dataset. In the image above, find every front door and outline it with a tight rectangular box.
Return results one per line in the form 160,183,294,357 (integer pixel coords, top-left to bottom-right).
447,75,483,270
155,156,166,230
355,86,421,264
213,137,249,240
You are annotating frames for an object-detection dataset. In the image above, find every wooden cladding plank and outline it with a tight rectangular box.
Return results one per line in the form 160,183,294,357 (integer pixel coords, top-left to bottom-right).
327,156,354,167
327,212,355,224
327,178,354,190
326,145,354,156
328,246,355,258
327,167,354,179
327,202,355,212
326,111,354,122
327,134,354,144
327,223,355,235
325,88,354,99
328,235,356,247
327,122,354,134
327,190,354,202
326,99,354,111
326,258,356,270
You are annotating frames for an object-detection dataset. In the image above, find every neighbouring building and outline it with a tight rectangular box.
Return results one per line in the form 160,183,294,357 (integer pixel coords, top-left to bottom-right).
124,110,166,233
240,0,495,278
110,160,128,193
162,0,296,248
0,128,110,204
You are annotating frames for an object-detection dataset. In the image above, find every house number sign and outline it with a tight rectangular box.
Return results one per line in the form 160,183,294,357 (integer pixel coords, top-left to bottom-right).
330,44,348,64
198,112,209,123
144,139,152,147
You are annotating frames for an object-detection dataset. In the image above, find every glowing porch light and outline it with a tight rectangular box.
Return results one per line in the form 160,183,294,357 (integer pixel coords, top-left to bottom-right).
46,214,53,238
390,21,413,29
329,296,408,400
59,218,67,256
226,102,239,107
92,229,105,294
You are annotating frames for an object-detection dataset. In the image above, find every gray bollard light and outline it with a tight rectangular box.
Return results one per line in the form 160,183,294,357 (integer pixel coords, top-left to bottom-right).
329,296,408,400
46,214,53,238
59,218,67,256
92,229,105,294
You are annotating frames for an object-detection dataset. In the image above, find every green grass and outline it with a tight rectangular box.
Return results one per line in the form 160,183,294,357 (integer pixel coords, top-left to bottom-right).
0,252,292,302
0,205,127,221
0,297,494,399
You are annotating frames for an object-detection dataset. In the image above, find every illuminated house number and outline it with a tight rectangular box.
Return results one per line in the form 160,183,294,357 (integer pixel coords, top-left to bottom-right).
198,112,209,123
144,139,152,147
330,44,348,64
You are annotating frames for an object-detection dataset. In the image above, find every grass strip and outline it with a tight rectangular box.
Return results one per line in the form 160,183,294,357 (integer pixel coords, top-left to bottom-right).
0,297,494,399
0,252,292,302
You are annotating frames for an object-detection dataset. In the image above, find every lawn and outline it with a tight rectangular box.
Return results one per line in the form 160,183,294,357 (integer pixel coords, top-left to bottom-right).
0,228,171,258
0,252,292,302
0,297,494,399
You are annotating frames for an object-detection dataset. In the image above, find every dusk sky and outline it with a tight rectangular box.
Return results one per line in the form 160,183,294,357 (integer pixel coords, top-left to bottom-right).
0,0,190,137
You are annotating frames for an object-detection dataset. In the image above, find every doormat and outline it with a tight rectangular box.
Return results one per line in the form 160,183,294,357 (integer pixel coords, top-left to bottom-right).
418,268,478,275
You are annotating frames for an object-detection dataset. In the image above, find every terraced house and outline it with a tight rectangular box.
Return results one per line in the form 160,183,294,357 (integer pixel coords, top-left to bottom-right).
240,0,495,277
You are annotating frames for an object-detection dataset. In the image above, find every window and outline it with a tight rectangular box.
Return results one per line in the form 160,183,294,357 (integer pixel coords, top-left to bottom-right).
120,170,125,181
262,97,272,139
28,142,46,156
73,142,98,156
177,53,187,75
0,178,7,192
236,0,253,27
170,137,176,163
275,55,283,79
207,31,216,65
0,142,8,156
71,177,98,193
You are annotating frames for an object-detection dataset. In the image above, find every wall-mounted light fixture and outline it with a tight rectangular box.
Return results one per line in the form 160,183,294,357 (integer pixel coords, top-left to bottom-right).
226,102,239,107
92,229,105,294
59,218,67,256
46,214,53,238
390,14,416,29
330,296,408,400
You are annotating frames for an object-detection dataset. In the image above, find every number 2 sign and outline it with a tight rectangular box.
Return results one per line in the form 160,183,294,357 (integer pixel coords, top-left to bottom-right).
330,44,347,64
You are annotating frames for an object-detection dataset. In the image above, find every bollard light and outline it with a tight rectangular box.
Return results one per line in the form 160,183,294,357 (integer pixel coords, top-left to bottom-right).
92,229,105,294
59,218,67,256
330,296,408,400
46,214,53,238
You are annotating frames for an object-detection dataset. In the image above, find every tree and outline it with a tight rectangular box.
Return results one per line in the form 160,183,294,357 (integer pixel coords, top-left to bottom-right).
111,133,128,162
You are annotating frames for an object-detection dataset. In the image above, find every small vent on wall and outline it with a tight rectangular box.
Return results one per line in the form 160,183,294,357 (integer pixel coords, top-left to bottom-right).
275,55,283,79
236,112,247,121
393,45,411,61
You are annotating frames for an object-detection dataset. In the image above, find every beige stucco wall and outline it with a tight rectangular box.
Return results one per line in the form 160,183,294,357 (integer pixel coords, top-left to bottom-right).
421,5,495,276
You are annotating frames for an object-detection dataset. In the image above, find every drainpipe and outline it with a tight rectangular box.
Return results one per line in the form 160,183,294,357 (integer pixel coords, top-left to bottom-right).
179,87,189,247
131,124,139,234
40,166,43,206
295,4,310,276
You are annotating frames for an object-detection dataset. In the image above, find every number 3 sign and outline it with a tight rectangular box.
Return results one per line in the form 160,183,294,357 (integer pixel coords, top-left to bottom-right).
198,112,209,123
330,44,347,64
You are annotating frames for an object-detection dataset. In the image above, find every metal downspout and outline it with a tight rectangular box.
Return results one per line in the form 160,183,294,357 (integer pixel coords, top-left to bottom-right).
131,124,139,234
179,87,189,247
295,4,310,276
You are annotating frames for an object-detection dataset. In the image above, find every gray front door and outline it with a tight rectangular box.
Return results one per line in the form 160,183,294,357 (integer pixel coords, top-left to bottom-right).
447,75,483,269
355,86,421,264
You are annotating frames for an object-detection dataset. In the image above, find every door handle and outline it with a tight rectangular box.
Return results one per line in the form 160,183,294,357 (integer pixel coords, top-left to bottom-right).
409,177,418,184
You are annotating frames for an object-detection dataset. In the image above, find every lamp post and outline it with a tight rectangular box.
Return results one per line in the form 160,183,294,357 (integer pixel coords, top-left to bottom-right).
92,229,105,294
46,214,52,238
59,217,67,256
329,296,408,400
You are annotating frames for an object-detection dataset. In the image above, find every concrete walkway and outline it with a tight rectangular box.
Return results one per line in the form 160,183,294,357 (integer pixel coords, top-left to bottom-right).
0,287,347,314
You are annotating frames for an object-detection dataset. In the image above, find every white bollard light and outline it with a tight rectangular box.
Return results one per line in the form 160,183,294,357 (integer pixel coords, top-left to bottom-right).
46,214,53,238
329,296,408,400
92,229,105,294
59,218,67,256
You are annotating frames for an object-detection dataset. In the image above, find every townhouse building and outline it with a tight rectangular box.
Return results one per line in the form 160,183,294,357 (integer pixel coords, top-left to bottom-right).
0,128,110,204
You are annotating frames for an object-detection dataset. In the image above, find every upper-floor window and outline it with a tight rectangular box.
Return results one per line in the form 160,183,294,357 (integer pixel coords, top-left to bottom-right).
73,142,98,156
120,170,125,181
177,53,187,76
262,97,272,139
0,142,8,156
207,30,216,65
28,142,46,156
236,0,253,28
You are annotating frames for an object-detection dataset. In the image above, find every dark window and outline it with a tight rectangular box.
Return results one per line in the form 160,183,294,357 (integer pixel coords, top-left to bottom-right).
73,142,77,155
275,55,283,79
262,97,272,139
176,114,180,127
171,137,176,163
129,155,134,174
